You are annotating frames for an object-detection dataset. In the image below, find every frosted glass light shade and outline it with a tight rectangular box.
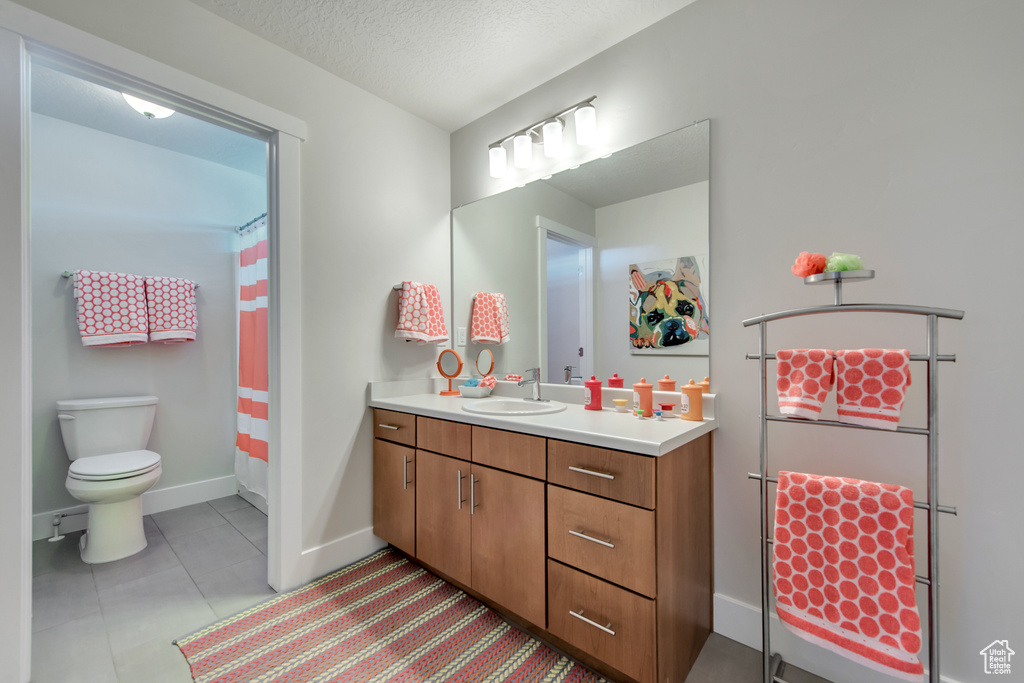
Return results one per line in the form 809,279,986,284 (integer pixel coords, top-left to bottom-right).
488,144,507,178
513,133,533,168
122,93,174,119
542,119,562,158
574,104,597,146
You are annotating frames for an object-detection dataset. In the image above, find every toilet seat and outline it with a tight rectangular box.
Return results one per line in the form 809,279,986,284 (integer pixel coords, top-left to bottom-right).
68,450,161,482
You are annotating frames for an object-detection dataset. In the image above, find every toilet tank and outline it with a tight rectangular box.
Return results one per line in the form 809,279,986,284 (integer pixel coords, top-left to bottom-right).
56,396,159,461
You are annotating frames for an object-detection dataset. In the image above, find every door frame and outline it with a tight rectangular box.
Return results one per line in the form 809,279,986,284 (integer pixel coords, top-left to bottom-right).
536,215,595,383
0,5,308,679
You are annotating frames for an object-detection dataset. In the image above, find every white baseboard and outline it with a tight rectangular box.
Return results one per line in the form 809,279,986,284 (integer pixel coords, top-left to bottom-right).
714,593,964,683
32,475,238,540
299,526,386,584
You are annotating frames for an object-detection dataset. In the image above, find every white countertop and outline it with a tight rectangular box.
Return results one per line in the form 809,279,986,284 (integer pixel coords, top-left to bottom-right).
368,379,716,456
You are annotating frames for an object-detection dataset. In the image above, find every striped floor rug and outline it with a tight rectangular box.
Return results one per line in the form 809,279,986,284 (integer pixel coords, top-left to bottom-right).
175,547,605,682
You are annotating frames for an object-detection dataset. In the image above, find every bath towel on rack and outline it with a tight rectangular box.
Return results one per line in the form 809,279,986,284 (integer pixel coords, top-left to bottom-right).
773,471,923,681
72,270,149,346
835,349,911,430
145,276,198,343
395,281,448,344
777,349,835,419
470,292,509,344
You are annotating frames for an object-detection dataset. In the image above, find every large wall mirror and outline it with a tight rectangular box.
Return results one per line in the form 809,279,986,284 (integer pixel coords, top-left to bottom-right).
452,119,709,385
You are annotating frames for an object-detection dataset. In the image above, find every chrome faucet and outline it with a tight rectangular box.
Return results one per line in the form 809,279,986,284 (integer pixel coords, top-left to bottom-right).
517,367,547,402
563,365,583,385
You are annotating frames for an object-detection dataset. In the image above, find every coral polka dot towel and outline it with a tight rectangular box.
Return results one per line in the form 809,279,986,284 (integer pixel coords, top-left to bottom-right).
836,350,911,430
470,292,509,345
773,471,923,682
395,281,449,344
777,349,835,420
145,276,198,343
73,270,148,347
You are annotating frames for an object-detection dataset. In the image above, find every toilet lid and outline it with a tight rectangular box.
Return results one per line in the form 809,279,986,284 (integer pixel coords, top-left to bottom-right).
68,450,161,481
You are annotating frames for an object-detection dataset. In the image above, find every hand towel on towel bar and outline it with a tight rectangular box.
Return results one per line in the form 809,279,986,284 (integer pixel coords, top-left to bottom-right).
470,292,509,344
73,270,148,346
145,276,198,343
777,349,835,419
395,281,449,344
835,349,911,430
773,471,923,682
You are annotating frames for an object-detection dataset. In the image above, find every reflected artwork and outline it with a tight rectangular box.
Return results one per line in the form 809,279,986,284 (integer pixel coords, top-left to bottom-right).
629,255,710,355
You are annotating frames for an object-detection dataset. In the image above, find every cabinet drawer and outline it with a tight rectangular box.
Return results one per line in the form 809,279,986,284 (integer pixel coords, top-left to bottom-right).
373,409,416,447
472,426,546,479
417,416,472,461
547,486,656,598
547,440,655,509
548,560,656,683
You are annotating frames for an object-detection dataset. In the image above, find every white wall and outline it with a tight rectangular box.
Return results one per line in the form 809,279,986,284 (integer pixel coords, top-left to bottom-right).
6,0,451,575
30,113,264,515
452,181,594,377
451,2,1024,682
595,181,709,386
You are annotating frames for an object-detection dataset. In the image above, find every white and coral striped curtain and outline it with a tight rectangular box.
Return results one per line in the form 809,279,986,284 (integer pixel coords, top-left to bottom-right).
235,218,269,502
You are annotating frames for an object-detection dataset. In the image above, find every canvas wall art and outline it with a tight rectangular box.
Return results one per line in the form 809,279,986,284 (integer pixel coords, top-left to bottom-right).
629,255,709,356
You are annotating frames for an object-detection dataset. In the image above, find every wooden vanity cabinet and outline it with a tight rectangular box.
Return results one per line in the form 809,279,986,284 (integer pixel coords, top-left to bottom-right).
371,409,417,555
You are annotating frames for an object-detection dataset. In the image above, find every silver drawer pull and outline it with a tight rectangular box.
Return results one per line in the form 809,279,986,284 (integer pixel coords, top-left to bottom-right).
403,456,410,490
569,609,615,636
457,469,467,510
377,423,401,430
568,465,615,480
568,529,615,548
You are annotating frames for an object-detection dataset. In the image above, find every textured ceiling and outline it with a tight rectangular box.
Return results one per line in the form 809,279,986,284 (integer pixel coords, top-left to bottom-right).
186,0,696,131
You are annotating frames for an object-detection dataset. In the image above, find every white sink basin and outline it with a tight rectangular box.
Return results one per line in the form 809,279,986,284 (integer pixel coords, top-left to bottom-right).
462,398,567,416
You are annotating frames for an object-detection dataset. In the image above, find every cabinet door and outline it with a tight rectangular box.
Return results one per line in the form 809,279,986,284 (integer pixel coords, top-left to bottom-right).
372,439,415,555
470,465,546,627
416,449,472,586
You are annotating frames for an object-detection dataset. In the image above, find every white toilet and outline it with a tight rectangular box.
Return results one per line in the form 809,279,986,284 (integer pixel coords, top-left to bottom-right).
56,395,163,564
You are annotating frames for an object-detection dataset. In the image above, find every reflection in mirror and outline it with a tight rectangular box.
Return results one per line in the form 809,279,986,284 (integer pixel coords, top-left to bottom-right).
452,120,710,385
476,348,495,376
436,349,463,396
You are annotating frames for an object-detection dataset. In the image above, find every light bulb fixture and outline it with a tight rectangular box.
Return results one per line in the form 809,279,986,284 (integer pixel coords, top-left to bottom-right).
122,93,175,119
542,118,563,158
485,96,596,179
488,144,507,178
513,132,533,168
574,103,597,146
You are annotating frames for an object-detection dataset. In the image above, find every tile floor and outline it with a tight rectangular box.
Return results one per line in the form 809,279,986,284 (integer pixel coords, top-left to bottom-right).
32,498,830,682
32,495,273,683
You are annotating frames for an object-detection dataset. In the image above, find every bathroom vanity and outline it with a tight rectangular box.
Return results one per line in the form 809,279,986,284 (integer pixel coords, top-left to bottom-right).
369,383,715,683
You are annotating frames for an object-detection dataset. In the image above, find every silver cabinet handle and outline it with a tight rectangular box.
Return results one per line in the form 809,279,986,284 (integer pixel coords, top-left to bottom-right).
568,529,615,548
568,465,615,480
377,423,400,430
569,609,615,636
457,469,467,510
470,475,478,515
402,456,411,490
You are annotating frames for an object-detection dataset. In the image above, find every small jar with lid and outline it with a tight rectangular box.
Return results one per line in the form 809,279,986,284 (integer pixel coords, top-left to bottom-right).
657,374,676,392
679,379,704,421
698,376,710,393
633,377,654,417
607,373,624,388
584,376,603,411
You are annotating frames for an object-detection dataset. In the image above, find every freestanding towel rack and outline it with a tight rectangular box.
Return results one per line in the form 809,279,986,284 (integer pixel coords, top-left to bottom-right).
743,271,963,683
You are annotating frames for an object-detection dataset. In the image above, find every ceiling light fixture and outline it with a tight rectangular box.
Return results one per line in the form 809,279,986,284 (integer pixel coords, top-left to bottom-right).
122,93,175,119
486,96,596,178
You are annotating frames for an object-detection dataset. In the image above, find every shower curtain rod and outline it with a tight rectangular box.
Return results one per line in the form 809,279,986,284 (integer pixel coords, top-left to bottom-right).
237,212,268,233
61,271,200,288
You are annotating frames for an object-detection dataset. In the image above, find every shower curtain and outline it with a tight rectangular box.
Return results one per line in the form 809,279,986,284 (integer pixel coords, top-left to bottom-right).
235,217,269,503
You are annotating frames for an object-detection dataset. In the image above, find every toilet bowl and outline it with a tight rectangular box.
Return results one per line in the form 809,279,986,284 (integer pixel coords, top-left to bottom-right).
56,396,162,564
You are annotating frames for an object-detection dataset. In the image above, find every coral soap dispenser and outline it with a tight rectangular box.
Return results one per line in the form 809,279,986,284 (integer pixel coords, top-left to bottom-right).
633,377,654,417
584,376,602,410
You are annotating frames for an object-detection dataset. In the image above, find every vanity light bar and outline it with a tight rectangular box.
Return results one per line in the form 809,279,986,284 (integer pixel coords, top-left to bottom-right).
488,97,597,178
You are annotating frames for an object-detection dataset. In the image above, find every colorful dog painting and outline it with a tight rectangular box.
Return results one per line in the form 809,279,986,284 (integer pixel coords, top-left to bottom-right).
629,256,709,353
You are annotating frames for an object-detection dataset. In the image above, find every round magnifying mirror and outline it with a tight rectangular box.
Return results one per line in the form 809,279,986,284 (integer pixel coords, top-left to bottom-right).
476,348,495,376
436,349,463,396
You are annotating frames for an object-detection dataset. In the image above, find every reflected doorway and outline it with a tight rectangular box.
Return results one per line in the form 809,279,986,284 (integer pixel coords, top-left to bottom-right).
538,217,594,384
